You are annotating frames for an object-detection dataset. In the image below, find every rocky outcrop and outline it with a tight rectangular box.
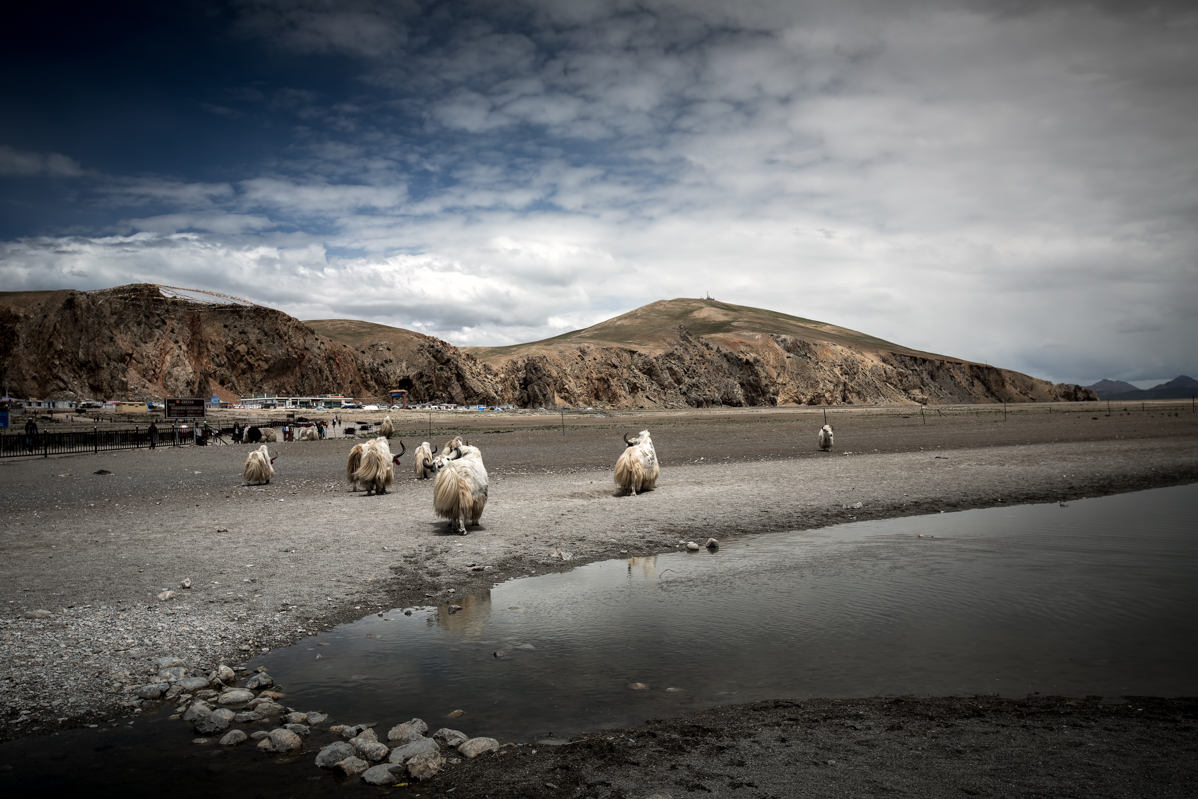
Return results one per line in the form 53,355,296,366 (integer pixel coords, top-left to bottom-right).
0,287,1095,407
0,285,504,405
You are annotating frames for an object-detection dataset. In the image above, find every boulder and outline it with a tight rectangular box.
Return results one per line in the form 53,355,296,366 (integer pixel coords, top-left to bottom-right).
407,750,445,780
156,666,187,683
177,676,210,692
182,700,212,722
458,737,500,759
246,672,274,690
257,728,303,753
387,718,428,744
217,688,255,706
334,756,369,778
352,738,390,763
136,683,169,700
305,711,328,726
388,736,439,764
253,701,286,717
281,712,307,725
218,729,247,746
361,764,403,786
314,741,355,769
433,728,468,748
284,723,310,737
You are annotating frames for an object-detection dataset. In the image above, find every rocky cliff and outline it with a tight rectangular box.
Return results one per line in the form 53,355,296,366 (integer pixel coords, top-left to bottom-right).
0,285,502,405
0,288,1094,407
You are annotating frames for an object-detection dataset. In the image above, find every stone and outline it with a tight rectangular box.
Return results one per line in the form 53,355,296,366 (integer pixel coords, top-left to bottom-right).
249,731,270,742
136,683,169,700
219,729,248,746
306,711,328,725
192,738,211,745
389,736,439,764
352,738,390,762
686,541,700,551
214,665,235,684
361,763,403,786
281,712,307,725
194,689,219,700
407,750,445,780
255,702,286,717
284,723,310,737
157,590,176,601
233,712,262,723
447,709,465,718
245,673,274,690
387,718,428,744
257,728,303,753
180,578,192,589
177,676,209,692
704,537,719,550
257,690,285,701
182,700,212,722
23,610,52,619
194,711,232,735
458,737,499,759
334,756,369,778
217,688,255,706
155,656,186,669
354,727,378,743
156,666,187,683
433,728,469,748
315,741,355,769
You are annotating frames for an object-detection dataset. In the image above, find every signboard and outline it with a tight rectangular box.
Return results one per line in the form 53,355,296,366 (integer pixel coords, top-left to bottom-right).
0,411,7,429
210,396,219,404
165,398,206,419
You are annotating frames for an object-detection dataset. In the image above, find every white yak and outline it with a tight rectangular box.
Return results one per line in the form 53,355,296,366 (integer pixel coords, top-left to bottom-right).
243,445,276,485
614,430,659,495
432,440,488,534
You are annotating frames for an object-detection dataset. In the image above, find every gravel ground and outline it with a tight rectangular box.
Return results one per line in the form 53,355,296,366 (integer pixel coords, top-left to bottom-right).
2,403,1196,795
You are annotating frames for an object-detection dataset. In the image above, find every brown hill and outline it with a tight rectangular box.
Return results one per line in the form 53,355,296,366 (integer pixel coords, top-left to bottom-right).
464,298,1095,408
0,285,502,405
0,288,1093,408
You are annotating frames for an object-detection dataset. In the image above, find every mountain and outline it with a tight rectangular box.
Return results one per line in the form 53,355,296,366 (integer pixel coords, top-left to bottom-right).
1100,375,1198,402
462,298,1094,408
1088,379,1139,399
0,287,1095,407
0,285,502,406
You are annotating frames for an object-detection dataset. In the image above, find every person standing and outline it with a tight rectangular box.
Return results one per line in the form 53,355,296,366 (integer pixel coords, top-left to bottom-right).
148,420,159,450
24,416,38,454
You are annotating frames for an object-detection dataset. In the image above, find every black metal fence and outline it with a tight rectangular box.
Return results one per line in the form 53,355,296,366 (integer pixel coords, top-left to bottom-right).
0,425,195,458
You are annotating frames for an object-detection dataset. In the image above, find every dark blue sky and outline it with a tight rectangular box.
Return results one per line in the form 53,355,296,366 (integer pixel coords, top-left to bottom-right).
1,0,1195,385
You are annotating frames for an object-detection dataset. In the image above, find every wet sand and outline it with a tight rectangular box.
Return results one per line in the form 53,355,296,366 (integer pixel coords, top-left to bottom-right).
2,402,1196,795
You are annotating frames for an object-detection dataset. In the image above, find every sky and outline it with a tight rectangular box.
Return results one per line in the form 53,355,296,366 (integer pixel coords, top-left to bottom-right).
1,0,1195,387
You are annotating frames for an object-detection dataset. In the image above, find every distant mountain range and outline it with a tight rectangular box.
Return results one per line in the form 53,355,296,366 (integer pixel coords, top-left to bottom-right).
1088,375,1198,401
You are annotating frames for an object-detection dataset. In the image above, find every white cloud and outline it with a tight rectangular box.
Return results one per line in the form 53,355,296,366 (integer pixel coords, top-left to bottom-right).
3,0,1196,384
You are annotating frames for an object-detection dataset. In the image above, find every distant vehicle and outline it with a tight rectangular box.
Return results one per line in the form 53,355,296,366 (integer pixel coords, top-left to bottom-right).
78,401,102,410
341,403,361,409
363,404,380,410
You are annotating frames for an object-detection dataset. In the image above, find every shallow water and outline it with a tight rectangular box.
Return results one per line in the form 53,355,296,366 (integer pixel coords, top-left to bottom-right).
259,483,1198,742
2,484,1195,794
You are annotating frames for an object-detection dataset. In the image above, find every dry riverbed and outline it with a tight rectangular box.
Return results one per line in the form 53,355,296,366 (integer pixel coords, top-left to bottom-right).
2,404,1197,795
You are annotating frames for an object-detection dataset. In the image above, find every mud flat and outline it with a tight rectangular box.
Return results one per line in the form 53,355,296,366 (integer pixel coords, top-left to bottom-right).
2,404,1196,794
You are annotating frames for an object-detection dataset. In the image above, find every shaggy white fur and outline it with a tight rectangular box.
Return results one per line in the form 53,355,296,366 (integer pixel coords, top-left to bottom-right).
614,430,659,495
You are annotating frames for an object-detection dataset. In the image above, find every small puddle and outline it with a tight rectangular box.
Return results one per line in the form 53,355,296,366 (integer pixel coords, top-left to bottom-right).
2,484,1196,795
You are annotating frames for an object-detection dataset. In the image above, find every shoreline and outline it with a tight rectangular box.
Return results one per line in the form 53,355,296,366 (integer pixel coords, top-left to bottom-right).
2,406,1197,750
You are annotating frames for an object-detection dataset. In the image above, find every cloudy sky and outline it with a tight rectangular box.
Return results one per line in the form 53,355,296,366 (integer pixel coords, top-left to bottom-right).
1,0,1195,386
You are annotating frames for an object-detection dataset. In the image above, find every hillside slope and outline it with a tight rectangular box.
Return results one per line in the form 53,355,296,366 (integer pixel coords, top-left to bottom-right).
0,286,503,405
464,298,1095,408
0,289,1093,407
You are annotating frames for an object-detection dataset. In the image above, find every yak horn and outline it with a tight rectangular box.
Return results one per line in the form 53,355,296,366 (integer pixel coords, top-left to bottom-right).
624,431,637,446
422,457,433,470
396,440,406,457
